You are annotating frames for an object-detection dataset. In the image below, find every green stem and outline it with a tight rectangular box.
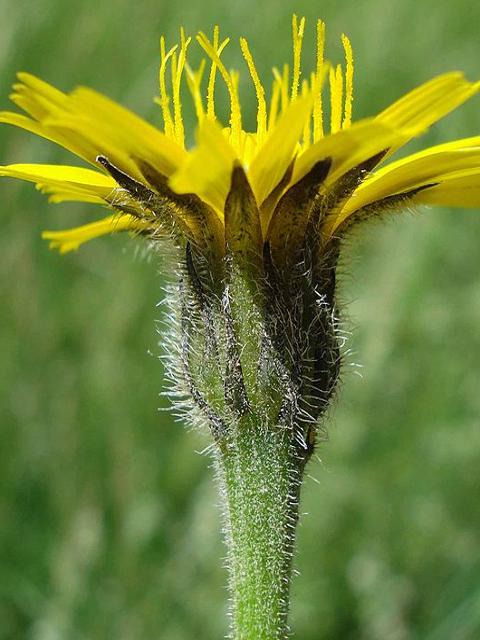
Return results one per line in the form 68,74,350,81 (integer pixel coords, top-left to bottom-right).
217,416,304,640
176,251,334,636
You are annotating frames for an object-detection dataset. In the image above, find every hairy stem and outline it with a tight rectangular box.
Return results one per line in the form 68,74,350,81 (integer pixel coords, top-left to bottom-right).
216,416,304,640
170,236,340,637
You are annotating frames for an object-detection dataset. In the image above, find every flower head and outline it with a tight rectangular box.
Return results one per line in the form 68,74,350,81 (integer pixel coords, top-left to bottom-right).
1,16,479,444
1,15,479,260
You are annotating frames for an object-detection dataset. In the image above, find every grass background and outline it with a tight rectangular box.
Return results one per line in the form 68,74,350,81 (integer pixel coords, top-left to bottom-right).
1,0,480,638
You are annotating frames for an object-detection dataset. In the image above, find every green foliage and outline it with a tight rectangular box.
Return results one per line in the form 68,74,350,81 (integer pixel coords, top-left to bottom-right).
1,0,480,638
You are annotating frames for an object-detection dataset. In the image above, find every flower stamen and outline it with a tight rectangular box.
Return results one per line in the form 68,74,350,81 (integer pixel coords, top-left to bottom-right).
313,19,326,141
342,34,354,129
329,64,344,134
158,37,177,140
172,27,191,147
267,76,281,132
302,78,312,147
185,59,207,124
197,30,242,150
206,26,229,121
291,14,306,101
240,37,267,143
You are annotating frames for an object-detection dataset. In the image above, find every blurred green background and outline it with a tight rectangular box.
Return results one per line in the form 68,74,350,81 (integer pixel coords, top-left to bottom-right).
1,0,480,638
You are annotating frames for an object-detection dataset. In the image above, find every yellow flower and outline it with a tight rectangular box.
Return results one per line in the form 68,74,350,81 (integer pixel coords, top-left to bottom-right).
1,15,479,258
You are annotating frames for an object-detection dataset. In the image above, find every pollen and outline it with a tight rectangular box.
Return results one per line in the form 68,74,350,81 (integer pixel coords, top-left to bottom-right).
155,16,355,161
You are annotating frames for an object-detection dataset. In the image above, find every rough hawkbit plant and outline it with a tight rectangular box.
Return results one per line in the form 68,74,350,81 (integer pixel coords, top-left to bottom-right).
1,15,479,639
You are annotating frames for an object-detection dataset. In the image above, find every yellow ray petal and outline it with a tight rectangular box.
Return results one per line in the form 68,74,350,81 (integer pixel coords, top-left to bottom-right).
44,115,145,181
42,214,148,253
168,118,237,215
374,135,480,161
0,111,98,165
338,146,480,217
0,163,117,199
6,74,102,165
0,163,115,187
248,92,314,211
324,138,480,235
376,72,480,155
292,119,410,187
1,107,139,181
10,89,65,122
70,87,188,175
10,73,69,121
6,73,187,179
15,72,68,110
412,168,480,208
40,188,106,204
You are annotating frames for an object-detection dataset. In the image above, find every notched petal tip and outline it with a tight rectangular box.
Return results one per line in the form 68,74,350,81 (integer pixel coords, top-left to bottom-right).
376,72,480,158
